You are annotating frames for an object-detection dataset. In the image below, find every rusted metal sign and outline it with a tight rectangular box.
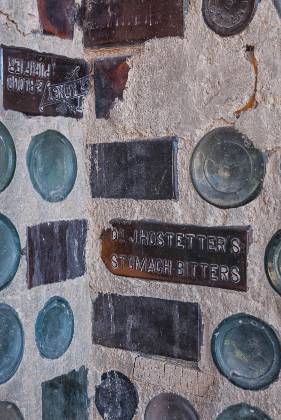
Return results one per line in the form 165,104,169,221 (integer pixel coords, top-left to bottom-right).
92,293,202,362
101,220,252,291
27,219,87,288
37,0,76,39
2,45,89,118
82,0,185,48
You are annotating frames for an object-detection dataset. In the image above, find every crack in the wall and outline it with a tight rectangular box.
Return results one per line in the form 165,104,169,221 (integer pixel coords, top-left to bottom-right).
234,46,258,118
265,146,281,157
0,10,32,36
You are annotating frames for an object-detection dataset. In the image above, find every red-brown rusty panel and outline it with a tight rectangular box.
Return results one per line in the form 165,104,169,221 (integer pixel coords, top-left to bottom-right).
94,56,130,119
37,0,76,39
2,45,90,118
101,219,253,291
82,0,185,48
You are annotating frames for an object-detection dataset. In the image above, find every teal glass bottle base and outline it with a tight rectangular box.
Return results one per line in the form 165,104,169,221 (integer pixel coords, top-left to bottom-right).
27,130,77,203
35,297,74,359
0,304,24,384
211,313,281,390
216,403,272,420
0,214,21,291
265,230,281,297
0,122,16,193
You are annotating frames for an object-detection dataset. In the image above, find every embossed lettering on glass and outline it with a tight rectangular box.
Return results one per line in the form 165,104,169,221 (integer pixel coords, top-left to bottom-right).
35,297,74,359
0,304,24,384
145,393,199,420
2,46,89,119
264,230,281,297
190,127,265,208
0,122,16,193
95,371,139,420
216,403,272,420
0,401,24,420
0,214,21,291
27,130,77,202
202,0,258,36
211,313,281,390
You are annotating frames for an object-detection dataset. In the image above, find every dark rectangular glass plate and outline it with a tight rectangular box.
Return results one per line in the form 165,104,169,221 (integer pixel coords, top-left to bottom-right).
2,45,89,118
42,367,89,420
92,293,202,362
82,0,185,48
101,219,252,291
94,56,130,119
37,0,76,39
27,219,87,288
89,138,178,200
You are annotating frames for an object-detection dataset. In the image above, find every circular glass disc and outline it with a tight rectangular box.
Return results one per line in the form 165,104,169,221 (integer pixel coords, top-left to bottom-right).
0,122,16,193
211,313,281,390
144,393,199,420
202,0,258,37
190,127,265,208
0,402,24,420
265,230,281,297
95,371,138,420
0,304,24,384
35,297,74,359
216,403,272,420
0,214,21,291
27,130,77,202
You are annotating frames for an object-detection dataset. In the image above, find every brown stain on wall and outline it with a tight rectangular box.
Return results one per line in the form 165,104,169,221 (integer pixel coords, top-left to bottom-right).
234,46,258,118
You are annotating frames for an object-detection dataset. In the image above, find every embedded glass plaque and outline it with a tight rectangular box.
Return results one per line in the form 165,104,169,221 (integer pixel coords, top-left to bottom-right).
190,127,265,208
264,230,281,297
37,0,76,39
202,0,258,36
145,394,199,420
216,403,272,420
42,367,89,420
0,214,21,291
2,45,89,118
35,297,74,359
82,0,185,48
0,304,24,384
0,122,16,193
0,402,24,420
211,314,281,390
92,293,202,362
27,219,87,288
101,219,251,291
94,56,130,119
27,130,77,202
95,371,138,420
89,138,178,200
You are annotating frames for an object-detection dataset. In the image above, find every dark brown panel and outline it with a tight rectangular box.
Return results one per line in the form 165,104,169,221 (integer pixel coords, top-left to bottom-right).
94,56,130,119
37,0,76,39
82,0,185,48
101,220,252,291
2,45,90,118
27,219,87,289
92,293,202,362
89,138,178,200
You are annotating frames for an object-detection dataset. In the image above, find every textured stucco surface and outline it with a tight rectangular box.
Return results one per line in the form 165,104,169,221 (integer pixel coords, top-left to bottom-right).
1,0,281,418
